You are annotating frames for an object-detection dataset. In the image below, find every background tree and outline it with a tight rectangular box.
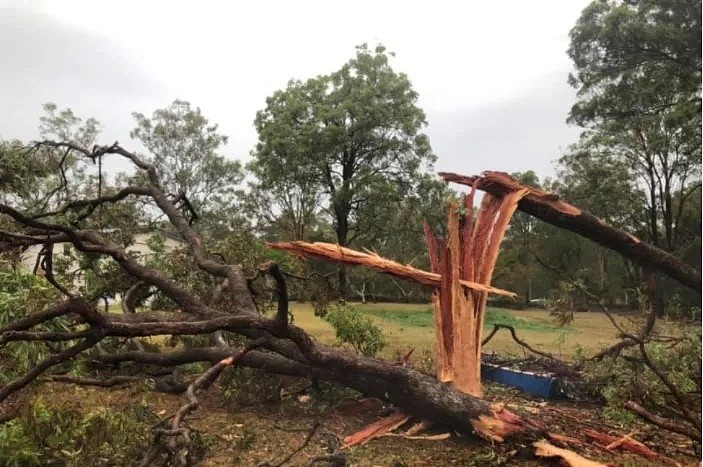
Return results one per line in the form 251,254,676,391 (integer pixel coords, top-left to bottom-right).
130,100,245,233
2,103,103,214
245,165,322,242
251,44,435,297
493,171,543,306
552,150,643,303
567,0,701,314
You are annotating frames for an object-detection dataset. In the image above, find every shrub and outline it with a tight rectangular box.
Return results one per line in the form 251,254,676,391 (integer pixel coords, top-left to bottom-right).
0,395,156,466
0,268,64,382
324,302,385,356
582,332,701,444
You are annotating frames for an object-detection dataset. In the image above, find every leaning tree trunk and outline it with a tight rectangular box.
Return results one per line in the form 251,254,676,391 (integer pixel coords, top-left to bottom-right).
439,171,701,293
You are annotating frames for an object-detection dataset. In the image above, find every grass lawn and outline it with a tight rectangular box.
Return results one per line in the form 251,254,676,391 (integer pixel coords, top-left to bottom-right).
289,301,664,360
116,300,675,360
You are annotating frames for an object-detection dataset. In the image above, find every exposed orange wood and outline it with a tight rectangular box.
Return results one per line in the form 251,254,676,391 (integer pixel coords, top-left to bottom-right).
341,411,410,448
267,241,515,297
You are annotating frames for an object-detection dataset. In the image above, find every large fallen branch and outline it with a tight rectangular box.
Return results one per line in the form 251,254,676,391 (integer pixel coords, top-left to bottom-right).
439,171,701,292
266,241,515,297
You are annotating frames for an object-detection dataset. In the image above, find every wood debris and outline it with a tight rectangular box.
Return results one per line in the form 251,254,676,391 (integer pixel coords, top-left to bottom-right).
341,412,410,448
534,439,610,467
583,429,677,464
266,241,515,297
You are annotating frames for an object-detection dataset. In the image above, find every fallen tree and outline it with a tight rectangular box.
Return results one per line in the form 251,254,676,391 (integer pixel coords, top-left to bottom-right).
0,141,537,464
1,143,698,464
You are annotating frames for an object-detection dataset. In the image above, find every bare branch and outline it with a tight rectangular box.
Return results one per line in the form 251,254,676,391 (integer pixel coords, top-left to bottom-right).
259,262,289,333
481,324,558,361
0,298,88,333
41,241,74,298
624,401,701,442
0,329,94,343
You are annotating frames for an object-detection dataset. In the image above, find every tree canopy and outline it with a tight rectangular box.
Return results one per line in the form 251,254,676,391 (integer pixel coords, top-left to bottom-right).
131,100,244,232
250,44,435,297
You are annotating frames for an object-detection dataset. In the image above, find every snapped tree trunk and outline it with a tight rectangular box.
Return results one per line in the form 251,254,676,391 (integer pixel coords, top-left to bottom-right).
270,181,528,398
424,186,529,396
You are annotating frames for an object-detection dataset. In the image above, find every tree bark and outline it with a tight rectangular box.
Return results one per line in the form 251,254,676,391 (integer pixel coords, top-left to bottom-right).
338,264,348,300
100,346,537,441
336,223,349,300
439,171,701,293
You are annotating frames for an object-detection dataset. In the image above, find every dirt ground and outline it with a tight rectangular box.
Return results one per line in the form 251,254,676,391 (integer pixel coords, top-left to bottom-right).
54,303,693,466
40,373,698,467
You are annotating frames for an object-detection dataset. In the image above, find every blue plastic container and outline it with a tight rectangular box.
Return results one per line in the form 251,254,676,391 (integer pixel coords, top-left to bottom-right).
481,363,566,399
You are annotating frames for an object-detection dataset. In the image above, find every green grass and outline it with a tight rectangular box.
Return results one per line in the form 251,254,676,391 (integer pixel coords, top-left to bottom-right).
289,301,671,359
363,306,560,332
116,300,675,360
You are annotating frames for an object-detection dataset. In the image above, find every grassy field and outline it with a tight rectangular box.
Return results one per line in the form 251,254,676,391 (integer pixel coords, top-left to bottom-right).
289,301,662,360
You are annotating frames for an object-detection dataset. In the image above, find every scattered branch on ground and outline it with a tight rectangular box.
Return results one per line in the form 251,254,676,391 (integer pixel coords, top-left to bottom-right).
257,421,320,467
481,324,558,360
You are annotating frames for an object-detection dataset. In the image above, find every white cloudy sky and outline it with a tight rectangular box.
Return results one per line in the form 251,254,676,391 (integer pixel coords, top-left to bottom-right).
1,0,589,179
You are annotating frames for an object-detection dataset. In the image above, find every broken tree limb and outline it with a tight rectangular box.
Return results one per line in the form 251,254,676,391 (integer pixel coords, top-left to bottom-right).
582,429,671,462
266,241,516,297
439,171,701,293
97,344,541,441
624,401,702,442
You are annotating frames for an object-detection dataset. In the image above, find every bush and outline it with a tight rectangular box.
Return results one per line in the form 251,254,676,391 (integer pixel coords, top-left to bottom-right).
0,268,64,382
0,395,156,466
582,333,701,442
324,302,385,356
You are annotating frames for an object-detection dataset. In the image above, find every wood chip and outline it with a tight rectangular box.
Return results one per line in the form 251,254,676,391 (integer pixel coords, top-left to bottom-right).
548,432,585,446
583,429,662,460
404,420,433,436
383,432,451,441
342,412,410,448
534,439,609,467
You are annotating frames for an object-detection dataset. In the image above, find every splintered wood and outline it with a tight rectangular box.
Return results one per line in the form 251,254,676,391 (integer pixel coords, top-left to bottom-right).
341,411,411,448
266,241,515,297
268,178,529,398
534,440,610,467
424,184,529,396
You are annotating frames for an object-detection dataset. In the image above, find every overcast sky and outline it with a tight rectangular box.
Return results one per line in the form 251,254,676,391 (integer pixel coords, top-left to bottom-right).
1,0,589,180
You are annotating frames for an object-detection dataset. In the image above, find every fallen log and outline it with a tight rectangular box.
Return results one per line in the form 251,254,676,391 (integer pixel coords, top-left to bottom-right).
99,343,541,441
439,171,701,293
